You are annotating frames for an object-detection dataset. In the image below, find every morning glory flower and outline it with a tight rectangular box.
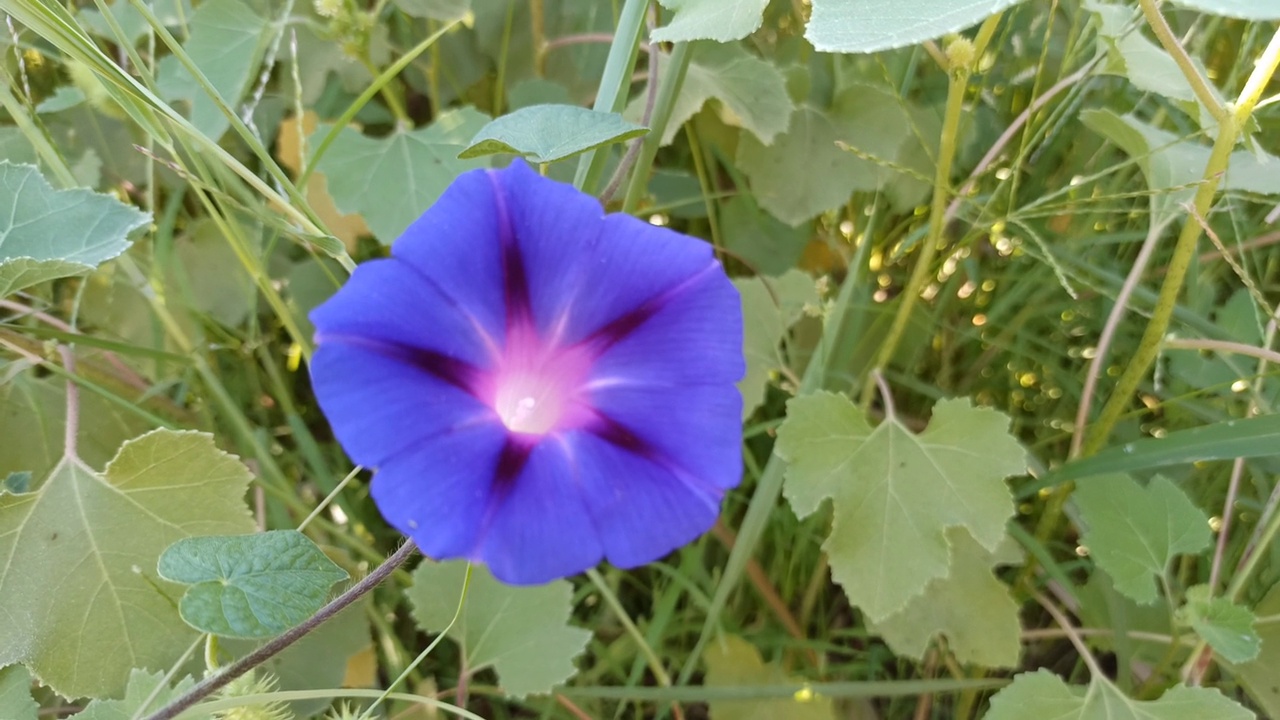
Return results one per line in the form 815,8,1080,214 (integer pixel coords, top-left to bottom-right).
309,160,744,585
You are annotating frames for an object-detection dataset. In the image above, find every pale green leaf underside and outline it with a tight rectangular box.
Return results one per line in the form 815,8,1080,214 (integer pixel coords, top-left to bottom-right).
1177,584,1260,664
806,0,1026,54
651,0,769,43
459,104,647,164
1170,0,1280,19
1074,474,1212,605
0,665,37,720
158,530,349,638
734,271,817,419
0,162,149,296
630,43,793,147
704,635,836,720
407,561,591,697
985,670,1253,720
0,430,255,699
776,393,1025,621
317,107,491,243
869,529,1022,668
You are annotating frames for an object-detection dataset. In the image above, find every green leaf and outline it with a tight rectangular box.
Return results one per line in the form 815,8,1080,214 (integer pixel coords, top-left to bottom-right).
407,561,591,697
703,635,835,720
156,0,271,141
1050,414,1280,485
0,430,255,699
1169,0,1280,19
459,105,647,164
170,219,258,327
650,0,769,43
734,271,818,419
1081,110,1280,221
0,162,149,297
629,43,793,146
1236,582,1280,716
158,530,349,639
68,669,199,720
0,665,37,720
719,196,811,275
986,670,1253,719
1087,1,1223,108
1073,474,1212,605
775,393,1026,621
806,0,1026,54
1176,584,1260,664
868,529,1022,668
317,107,491,243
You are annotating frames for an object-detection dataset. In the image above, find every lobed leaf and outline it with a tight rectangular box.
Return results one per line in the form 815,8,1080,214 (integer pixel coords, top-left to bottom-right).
1073,474,1212,605
985,670,1253,720
0,430,255,699
734,270,818,419
0,162,149,297
1176,584,1260,664
158,530,349,639
776,393,1025,621
407,561,591,697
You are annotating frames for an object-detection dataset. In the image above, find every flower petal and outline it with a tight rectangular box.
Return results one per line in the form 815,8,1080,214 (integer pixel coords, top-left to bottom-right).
476,439,604,584
309,340,492,466
586,264,745,386
310,257,497,367
389,168,508,343
494,161,723,345
565,432,724,569
370,421,508,559
587,384,742,490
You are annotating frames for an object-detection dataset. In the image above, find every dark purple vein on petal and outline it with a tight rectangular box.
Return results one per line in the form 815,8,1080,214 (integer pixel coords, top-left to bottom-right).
582,262,719,352
487,169,533,328
589,414,727,499
315,333,482,395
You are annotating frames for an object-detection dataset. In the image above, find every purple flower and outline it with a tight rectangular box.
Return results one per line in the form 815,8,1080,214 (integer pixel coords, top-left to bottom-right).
309,161,743,585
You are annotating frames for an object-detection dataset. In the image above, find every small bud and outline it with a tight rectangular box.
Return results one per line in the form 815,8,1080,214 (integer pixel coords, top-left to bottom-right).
945,36,976,72
314,0,341,18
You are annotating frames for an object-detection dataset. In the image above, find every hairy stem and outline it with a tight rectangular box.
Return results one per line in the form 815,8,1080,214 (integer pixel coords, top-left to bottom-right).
142,540,417,720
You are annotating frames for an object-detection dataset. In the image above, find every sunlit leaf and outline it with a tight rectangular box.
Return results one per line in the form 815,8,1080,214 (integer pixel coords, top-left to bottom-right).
734,271,817,419
159,530,349,639
0,162,149,297
806,0,1026,54
459,105,647,164
630,43,792,146
407,561,591,697
0,430,255,699
650,0,769,43
0,665,37,720
985,670,1253,720
704,635,835,720
1169,0,1280,19
317,107,491,243
1074,474,1212,605
1176,584,1260,664
776,393,1026,621
68,669,198,720
155,0,271,140
868,529,1022,668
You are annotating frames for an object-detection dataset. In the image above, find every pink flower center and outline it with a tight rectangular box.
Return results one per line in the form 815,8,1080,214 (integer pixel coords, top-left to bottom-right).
486,324,592,436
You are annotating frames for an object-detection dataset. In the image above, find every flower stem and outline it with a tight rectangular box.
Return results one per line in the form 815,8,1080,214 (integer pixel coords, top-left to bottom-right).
141,540,418,720
574,0,649,192
858,36,972,410
621,41,692,214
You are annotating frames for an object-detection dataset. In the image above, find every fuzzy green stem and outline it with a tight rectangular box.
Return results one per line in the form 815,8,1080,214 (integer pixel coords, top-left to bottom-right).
1137,0,1227,123
858,41,971,409
573,0,649,191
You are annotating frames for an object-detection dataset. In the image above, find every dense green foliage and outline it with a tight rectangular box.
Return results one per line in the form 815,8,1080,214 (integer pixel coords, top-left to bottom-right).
2,0,1280,718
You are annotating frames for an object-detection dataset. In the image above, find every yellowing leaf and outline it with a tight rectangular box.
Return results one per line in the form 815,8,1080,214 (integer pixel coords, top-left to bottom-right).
868,528,1022,668
704,635,835,720
775,393,1025,621
0,430,255,699
407,561,590,697
1074,474,1212,605
985,670,1253,720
